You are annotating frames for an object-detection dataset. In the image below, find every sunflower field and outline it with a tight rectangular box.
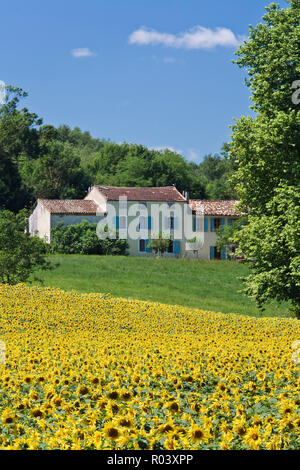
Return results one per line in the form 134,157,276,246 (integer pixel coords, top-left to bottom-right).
0,283,299,450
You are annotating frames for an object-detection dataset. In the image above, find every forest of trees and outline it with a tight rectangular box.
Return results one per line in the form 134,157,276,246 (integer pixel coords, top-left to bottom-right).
0,86,237,213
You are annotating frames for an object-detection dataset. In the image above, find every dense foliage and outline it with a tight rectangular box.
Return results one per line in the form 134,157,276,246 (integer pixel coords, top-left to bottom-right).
0,210,51,284
229,0,300,314
149,233,172,256
0,88,237,214
0,284,299,450
234,186,300,317
50,221,128,256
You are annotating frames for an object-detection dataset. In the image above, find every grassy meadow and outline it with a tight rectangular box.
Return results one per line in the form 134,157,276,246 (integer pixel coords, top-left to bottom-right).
32,255,292,318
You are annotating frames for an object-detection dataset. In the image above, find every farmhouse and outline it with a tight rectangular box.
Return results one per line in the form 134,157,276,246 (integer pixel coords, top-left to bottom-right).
28,185,239,260
188,199,239,260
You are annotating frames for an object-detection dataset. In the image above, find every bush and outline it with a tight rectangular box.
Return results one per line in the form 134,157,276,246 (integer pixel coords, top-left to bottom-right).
50,220,128,255
0,209,52,284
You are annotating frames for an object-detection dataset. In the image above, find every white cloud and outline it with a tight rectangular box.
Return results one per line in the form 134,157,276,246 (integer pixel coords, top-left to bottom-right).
150,145,183,154
186,149,202,162
71,48,95,58
129,26,245,50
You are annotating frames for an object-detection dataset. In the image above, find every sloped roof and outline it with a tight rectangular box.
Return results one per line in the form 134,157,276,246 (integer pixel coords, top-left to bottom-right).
189,200,240,216
38,199,102,214
92,185,186,202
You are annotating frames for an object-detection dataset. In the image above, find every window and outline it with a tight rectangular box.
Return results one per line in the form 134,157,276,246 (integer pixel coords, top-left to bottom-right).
167,240,174,253
138,216,147,230
119,216,127,229
139,202,147,210
138,239,151,253
139,239,146,252
210,246,226,260
214,218,222,230
210,217,224,232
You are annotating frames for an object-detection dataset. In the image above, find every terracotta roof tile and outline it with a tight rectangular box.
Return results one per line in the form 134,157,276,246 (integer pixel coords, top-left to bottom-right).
92,185,186,202
189,200,240,216
39,199,102,214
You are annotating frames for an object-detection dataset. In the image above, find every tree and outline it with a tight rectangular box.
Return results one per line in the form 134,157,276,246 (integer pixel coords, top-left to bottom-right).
0,210,52,284
19,139,90,199
216,216,248,259
229,1,300,315
50,220,128,255
87,143,195,192
0,86,42,211
189,147,238,200
149,232,172,256
233,186,300,316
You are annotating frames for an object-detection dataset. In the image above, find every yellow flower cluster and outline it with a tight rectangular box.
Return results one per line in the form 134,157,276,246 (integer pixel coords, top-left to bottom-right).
0,284,299,450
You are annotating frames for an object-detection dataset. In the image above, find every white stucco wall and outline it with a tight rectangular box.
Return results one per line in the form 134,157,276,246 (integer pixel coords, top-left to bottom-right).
185,216,237,260
104,200,187,258
28,201,104,243
84,187,107,212
28,201,51,242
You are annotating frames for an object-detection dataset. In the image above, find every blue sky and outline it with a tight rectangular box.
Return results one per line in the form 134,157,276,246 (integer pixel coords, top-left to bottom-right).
0,0,288,162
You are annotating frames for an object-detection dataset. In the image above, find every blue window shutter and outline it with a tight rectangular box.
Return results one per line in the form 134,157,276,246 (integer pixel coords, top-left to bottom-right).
228,218,232,226
221,247,226,260
113,216,119,228
221,218,225,231
210,246,215,260
204,218,208,232
148,216,152,230
146,239,152,252
174,240,181,254
193,216,196,232
174,216,179,230
210,218,215,232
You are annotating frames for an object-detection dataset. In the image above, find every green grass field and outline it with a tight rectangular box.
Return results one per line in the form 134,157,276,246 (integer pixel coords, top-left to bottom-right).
31,255,292,318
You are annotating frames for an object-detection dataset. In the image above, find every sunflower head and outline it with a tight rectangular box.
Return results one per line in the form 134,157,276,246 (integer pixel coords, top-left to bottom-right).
103,422,122,441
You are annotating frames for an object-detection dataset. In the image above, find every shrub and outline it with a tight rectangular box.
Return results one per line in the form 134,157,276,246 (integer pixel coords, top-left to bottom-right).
0,209,52,284
50,220,128,255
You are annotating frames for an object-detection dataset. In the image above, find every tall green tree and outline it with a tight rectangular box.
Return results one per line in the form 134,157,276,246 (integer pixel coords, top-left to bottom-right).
189,148,237,200
0,210,51,284
234,185,300,314
229,1,300,315
0,87,42,211
19,139,90,199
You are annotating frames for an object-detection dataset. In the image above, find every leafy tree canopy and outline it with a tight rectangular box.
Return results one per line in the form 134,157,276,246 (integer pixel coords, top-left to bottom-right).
0,210,51,284
229,0,300,315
